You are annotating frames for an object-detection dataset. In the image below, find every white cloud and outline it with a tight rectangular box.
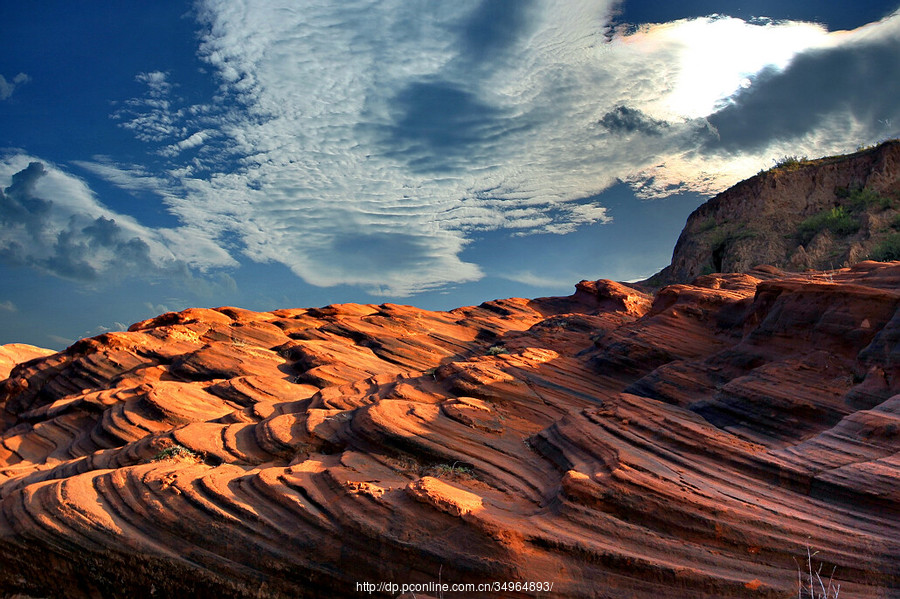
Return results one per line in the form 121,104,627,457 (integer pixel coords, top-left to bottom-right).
163,130,213,156
0,72,29,100
0,300,16,312
135,71,172,96
104,1,900,294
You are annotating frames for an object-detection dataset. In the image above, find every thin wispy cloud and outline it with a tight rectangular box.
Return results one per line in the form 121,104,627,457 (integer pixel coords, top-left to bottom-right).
0,300,16,312
0,72,29,101
57,2,900,294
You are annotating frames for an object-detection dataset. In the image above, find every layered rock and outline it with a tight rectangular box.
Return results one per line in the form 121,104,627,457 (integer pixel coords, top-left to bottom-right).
0,271,898,598
0,343,55,381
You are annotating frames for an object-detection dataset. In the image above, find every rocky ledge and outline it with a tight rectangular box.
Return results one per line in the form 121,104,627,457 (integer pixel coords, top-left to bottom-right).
0,266,898,598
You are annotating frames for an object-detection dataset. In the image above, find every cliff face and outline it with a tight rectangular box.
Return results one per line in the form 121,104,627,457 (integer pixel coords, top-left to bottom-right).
1,267,899,598
653,140,900,285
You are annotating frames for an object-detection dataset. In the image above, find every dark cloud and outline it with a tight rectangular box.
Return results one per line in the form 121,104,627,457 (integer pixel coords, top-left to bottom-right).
705,34,900,152
0,162,52,237
599,105,669,136
0,162,176,282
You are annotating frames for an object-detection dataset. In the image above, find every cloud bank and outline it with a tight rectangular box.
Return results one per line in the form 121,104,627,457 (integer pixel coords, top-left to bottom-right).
69,2,900,293
0,155,234,285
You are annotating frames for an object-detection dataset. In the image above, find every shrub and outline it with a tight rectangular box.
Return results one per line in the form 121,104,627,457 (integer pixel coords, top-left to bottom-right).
486,345,509,356
846,187,895,212
797,207,858,245
152,444,201,462
773,155,807,170
869,232,900,261
426,462,474,479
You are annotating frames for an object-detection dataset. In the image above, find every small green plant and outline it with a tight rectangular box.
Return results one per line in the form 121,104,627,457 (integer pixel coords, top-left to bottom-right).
152,444,200,462
890,214,900,231
869,232,900,261
797,207,858,245
486,345,509,356
796,546,840,598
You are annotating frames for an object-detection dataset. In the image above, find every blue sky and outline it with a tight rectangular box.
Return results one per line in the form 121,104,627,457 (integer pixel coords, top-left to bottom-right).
1,1,899,349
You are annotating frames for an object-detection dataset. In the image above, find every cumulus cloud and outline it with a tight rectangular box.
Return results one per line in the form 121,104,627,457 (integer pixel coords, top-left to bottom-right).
0,73,29,100
0,155,236,284
102,1,900,294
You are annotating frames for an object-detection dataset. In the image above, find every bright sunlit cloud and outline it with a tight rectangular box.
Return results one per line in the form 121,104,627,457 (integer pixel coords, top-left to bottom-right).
615,16,833,119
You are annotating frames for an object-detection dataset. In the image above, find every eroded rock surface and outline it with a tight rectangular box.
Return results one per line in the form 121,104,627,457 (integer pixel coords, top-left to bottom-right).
0,272,898,598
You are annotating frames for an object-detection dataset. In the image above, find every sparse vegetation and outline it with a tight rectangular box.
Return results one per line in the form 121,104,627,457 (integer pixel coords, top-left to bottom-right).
486,345,509,356
426,462,474,479
696,216,717,233
386,455,475,480
796,547,841,598
868,232,900,261
152,444,201,462
842,186,896,212
797,207,858,245
773,155,808,171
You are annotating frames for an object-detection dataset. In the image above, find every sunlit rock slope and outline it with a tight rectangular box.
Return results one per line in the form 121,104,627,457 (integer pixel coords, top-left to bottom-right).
0,268,898,598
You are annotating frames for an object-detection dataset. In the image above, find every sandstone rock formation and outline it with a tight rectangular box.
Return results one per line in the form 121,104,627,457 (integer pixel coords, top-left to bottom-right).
0,344,55,381
652,140,900,286
0,269,898,597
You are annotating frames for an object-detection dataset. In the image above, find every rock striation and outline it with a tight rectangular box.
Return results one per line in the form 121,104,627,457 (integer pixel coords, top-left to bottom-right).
0,270,899,598
652,140,900,286
0,344,55,381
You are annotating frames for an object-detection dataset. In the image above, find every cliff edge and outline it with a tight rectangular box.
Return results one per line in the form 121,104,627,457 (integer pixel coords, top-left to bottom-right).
651,140,900,286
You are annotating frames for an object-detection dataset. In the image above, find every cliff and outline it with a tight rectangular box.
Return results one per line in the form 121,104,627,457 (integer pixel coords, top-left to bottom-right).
651,140,900,286
0,266,898,597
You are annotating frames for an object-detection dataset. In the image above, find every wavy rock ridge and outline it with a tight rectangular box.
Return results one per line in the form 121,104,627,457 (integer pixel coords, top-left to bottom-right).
0,269,898,598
